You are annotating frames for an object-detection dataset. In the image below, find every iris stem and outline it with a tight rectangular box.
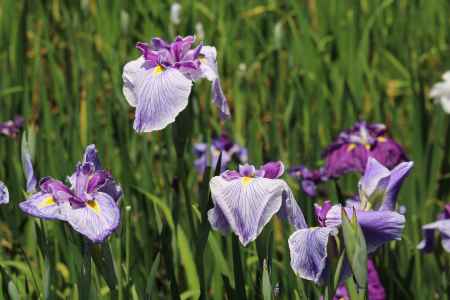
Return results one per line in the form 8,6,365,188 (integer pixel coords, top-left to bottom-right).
79,239,92,300
232,235,247,300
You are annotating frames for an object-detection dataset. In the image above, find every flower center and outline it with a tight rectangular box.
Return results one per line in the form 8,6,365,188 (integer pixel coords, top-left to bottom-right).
153,64,165,75
86,200,101,215
242,176,253,186
38,196,56,208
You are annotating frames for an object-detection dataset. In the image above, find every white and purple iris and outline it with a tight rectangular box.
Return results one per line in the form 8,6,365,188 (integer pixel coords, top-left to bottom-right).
323,121,407,178
417,204,450,253
208,161,307,246
288,157,413,283
19,145,123,243
193,134,247,175
122,35,230,133
0,116,24,138
0,181,8,205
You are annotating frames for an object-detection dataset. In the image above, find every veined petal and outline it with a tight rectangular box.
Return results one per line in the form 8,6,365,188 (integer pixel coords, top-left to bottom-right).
288,227,338,283
380,161,414,211
326,206,405,253
209,175,288,246
417,219,450,253
277,188,307,230
19,192,64,220
63,192,120,243
207,204,231,234
40,177,78,205
133,67,192,132
122,56,146,107
0,181,9,204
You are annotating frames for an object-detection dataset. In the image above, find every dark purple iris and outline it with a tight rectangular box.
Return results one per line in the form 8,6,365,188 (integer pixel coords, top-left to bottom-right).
289,165,328,197
323,121,407,178
0,116,24,138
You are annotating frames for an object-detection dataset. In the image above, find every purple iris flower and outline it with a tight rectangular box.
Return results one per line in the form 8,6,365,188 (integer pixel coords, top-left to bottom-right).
0,116,24,138
289,165,328,197
289,157,412,283
208,161,307,246
417,204,450,253
0,181,9,204
323,259,385,300
122,35,230,133
323,121,407,178
19,145,122,243
194,134,247,174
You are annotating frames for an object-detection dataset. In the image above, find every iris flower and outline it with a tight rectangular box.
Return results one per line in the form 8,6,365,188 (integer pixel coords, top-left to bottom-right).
0,181,8,204
0,116,24,138
323,121,407,178
208,161,307,246
193,134,247,175
122,35,229,133
417,204,450,253
289,157,412,283
19,145,122,243
288,165,328,197
429,71,450,113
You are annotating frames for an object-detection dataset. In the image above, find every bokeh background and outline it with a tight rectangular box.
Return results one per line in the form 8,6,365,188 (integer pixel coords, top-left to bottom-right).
1,0,450,299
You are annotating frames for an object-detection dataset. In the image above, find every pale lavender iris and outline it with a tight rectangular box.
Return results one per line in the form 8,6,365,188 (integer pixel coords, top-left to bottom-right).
289,157,412,283
0,181,9,205
0,116,24,138
417,204,450,253
122,35,230,133
19,145,122,243
289,165,328,197
22,136,37,193
323,121,407,178
193,134,247,174
208,161,307,246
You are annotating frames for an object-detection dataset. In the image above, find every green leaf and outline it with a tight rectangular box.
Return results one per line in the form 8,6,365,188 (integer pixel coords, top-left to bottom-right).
177,226,200,299
7,281,20,300
262,260,272,300
341,208,368,292
92,242,118,293
135,188,174,231
145,253,160,300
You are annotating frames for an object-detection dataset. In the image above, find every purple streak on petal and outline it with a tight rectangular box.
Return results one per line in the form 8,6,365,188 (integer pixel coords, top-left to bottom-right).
151,37,170,50
288,227,338,283
63,192,120,243
325,205,405,253
221,170,241,181
0,181,9,204
39,177,79,205
238,164,256,177
261,161,285,179
19,192,65,220
74,162,95,199
209,176,288,246
133,67,192,133
314,201,332,227
87,170,111,193
278,189,307,229
380,161,414,211
136,42,159,66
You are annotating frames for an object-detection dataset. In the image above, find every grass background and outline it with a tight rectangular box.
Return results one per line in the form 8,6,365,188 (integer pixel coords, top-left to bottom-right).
1,0,450,299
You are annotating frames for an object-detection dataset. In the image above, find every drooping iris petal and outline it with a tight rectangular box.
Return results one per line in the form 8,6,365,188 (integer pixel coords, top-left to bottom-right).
19,192,64,220
380,161,414,211
122,56,145,107
199,46,230,118
261,161,284,179
132,67,192,132
63,192,120,243
209,175,291,246
0,181,9,204
207,204,231,234
325,205,405,253
288,227,338,283
277,189,307,230
417,219,450,253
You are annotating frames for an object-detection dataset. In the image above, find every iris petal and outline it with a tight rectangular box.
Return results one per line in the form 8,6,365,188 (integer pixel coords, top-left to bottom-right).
418,219,450,253
0,181,9,205
19,192,64,220
209,176,289,246
132,66,192,132
63,192,120,243
122,56,146,107
288,227,338,283
380,161,414,211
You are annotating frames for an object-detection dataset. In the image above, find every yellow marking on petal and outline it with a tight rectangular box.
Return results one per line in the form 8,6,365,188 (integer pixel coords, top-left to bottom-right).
347,144,356,152
153,64,165,75
87,200,101,215
377,136,386,143
364,143,371,150
38,196,56,208
242,176,253,186
199,57,207,64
